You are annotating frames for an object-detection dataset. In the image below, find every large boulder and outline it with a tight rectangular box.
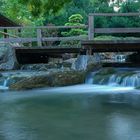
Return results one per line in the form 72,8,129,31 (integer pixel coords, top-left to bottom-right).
72,55,96,70
9,75,51,90
0,44,9,61
21,59,76,71
9,70,86,90
50,71,86,87
0,47,20,70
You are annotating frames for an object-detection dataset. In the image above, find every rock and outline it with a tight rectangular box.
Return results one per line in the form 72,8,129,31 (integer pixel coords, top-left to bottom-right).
86,63,102,73
92,67,117,84
9,70,86,90
21,58,77,71
9,75,51,90
21,63,62,71
97,67,116,75
72,55,96,71
62,58,76,68
50,71,86,87
0,47,20,70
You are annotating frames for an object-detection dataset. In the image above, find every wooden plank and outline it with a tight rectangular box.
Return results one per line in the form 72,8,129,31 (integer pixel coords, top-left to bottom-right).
0,25,88,30
88,15,94,40
102,63,140,67
95,28,140,34
0,36,87,43
82,40,140,44
15,47,84,54
89,13,140,17
0,37,37,43
0,30,19,38
81,40,140,52
37,29,42,46
42,36,87,41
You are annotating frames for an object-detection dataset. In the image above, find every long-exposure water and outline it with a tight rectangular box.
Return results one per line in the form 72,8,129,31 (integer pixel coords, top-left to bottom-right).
0,84,140,140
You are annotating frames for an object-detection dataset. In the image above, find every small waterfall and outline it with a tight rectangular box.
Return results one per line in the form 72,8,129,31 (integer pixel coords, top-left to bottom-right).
86,68,140,88
107,74,140,87
0,77,9,90
3,77,9,87
72,55,95,70
121,75,140,87
108,75,122,85
72,55,88,70
85,72,97,84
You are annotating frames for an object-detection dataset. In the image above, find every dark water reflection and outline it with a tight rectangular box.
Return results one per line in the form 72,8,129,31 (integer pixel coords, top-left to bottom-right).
0,85,140,140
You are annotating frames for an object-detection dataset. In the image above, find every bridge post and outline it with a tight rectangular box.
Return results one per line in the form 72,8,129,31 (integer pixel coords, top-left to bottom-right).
87,15,94,55
37,28,42,47
88,15,94,40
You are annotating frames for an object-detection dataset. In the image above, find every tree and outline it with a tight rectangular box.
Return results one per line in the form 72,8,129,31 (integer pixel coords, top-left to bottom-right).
60,14,87,46
62,14,87,37
16,0,72,17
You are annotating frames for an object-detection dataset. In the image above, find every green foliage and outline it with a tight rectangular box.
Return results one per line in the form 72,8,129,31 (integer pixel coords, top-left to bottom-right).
68,14,83,23
62,14,87,37
17,0,71,17
0,0,139,34
60,14,87,46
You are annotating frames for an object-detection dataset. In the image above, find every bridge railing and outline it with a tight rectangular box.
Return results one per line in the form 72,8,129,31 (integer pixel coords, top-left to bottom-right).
88,13,140,40
0,13,140,47
0,25,88,47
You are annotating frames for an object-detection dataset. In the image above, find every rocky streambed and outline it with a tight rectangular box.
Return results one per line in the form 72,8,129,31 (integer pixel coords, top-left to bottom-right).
0,55,100,91
8,70,86,90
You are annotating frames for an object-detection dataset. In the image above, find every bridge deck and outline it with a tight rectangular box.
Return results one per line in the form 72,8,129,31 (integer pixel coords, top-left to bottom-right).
15,47,86,64
102,62,140,67
81,40,140,52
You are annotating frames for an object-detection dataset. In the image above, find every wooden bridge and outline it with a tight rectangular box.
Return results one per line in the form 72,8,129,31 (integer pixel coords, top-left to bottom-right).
0,13,140,64
82,13,140,54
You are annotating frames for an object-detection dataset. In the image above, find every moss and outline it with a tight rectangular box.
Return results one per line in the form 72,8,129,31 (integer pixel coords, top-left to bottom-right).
117,71,135,78
9,70,86,90
96,68,116,76
92,68,116,84
93,74,110,84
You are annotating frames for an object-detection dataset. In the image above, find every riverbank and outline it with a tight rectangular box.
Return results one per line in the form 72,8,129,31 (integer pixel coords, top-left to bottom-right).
0,54,101,90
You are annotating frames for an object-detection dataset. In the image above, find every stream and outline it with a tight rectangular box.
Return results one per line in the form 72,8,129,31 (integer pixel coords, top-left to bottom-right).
0,68,140,140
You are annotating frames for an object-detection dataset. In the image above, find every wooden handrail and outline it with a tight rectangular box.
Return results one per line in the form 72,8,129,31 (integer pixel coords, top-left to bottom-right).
88,13,140,40
95,28,140,34
89,13,140,16
0,25,88,30
0,30,19,38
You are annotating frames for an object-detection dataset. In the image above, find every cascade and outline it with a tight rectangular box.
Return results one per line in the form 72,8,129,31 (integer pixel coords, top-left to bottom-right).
86,69,140,88
108,74,140,87
0,77,9,90
71,55,96,70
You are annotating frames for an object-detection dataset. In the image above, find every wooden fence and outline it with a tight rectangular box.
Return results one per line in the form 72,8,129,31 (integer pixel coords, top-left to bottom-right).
0,25,88,47
88,13,140,40
0,13,140,47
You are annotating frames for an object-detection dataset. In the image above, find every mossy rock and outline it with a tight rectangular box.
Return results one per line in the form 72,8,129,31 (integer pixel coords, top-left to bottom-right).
96,67,117,75
50,71,86,87
92,67,116,84
93,74,111,84
9,70,86,90
96,67,116,76
9,75,51,90
86,63,102,73
117,71,135,78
